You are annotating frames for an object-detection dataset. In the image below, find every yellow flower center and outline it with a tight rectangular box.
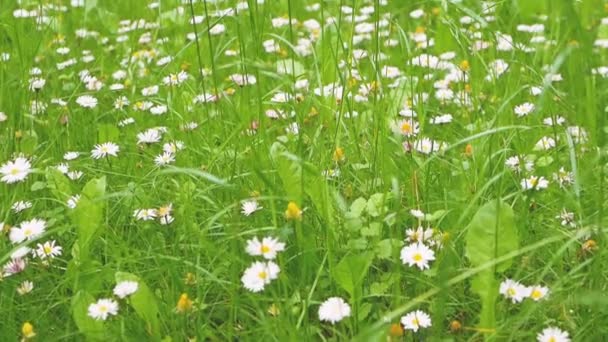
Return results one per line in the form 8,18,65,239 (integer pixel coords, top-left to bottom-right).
529,177,538,187
261,245,271,254
43,245,52,255
401,122,412,134
24,229,32,237
98,305,108,313
10,167,20,175
411,318,419,326
413,253,423,262
548,338,556,342
507,288,516,296
531,289,542,299
258,271,268,280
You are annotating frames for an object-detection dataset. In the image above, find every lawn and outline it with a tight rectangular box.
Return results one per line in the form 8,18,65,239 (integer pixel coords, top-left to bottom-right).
1,0,608,341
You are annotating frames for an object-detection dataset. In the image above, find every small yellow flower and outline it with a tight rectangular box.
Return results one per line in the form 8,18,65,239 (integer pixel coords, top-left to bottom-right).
285,202,302,221
459,60,470,71
333,147,345,162
22,322,35,339
176,293,193,313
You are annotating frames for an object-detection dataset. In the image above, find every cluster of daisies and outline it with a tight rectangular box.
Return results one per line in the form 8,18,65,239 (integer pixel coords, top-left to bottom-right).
3,218,62,280
500,278,549,303
1,0,601,339
133,204,175,225
241,236,284,292
87,281,139,321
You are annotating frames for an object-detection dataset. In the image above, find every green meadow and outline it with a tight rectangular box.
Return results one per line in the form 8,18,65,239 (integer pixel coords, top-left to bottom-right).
1,0,607,341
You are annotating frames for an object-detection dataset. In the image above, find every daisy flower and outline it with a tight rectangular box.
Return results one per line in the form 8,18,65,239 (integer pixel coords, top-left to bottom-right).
400,242,435,270
534,136,556,151
91,142,120,159
537,327,570,342
17,280,34,295
67,194,81,209
35,240,63,259
555,209,575,227
245,237,286,260
88,298,119,321
241,261,280,292
3,258,27,277
520,176,549,191
134,208,157,221
113,281,139,299
499,278,529,303
64,151,80,160
241,200,262,216
137,129,162,144
154,152,175,166
0,157,32,184
391,119,419,137
400,310,432,332
318,297,351,324
528,285,549,301
553,167,573,188
12,200,32,213
514,102,534,117
76,95,98,108
158,204,174,225
9,219,47,244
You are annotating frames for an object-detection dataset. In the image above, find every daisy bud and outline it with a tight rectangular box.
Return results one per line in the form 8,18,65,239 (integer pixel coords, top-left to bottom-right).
450,320,462,333
464,143,473,157
389,323,404,337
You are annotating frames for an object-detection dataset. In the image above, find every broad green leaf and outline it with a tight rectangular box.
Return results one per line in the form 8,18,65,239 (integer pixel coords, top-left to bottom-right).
20,131,38,155
71,290,104,340
333,252,374,298
70,177,107,258
465,200,518,333
465,200,518,272
366,193,390,217
46,168,72,201
375,239,399,259
115,272,161,340
346,238,368,250
30,181,46,191
270,143,302,201
361,223,381,237
276,58,305,77
423,209,448,222
348,197,367,217
97,123,120,143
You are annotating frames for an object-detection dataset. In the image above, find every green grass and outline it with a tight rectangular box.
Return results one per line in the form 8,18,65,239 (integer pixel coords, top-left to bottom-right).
1,0,608,340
